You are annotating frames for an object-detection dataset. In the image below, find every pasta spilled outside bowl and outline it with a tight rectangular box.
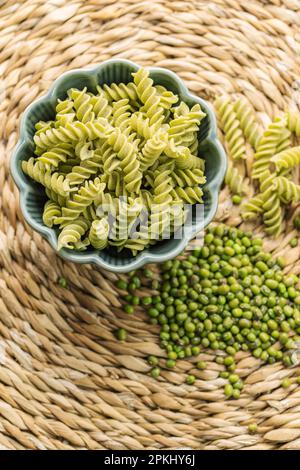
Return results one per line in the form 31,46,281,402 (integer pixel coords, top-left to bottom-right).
11,59,226,273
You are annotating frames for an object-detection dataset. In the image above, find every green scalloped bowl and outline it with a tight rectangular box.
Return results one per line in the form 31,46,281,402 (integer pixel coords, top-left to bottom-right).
10,59,227,273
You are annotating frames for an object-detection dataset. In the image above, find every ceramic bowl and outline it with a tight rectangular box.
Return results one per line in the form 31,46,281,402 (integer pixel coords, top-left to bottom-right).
11,59,226,273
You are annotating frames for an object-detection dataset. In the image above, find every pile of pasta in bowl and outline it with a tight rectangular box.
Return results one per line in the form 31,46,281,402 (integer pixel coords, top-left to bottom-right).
22,68,206,255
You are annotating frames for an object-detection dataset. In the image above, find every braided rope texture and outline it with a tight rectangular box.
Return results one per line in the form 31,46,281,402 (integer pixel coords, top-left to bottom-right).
1,0,300,450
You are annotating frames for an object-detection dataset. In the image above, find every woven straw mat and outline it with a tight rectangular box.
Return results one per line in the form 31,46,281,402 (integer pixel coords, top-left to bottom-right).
1,0,300,451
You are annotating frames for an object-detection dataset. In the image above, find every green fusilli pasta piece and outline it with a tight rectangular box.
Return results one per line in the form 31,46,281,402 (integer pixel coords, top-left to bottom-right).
214,96,246,160
168,104,205,146
37,143,74,169
273,176,300,203
149,168,174,238
111,98,131,135
55,99,75,127
22,158,71,196
132,68,165,129
170,186,203,204
107,128,142,194
263,192,283,238
35,120,55,136
166,140,202,170
241,194,264,220
58,178,106,223
66,150,102,186
45,189,66,208
90,88,111,119
225,164,246,195
57,217,90,250
140,130,168,170
252,117,288,179
233,97,262,149
101,82,138,104
42,201,61,227
69,87,95,123
130,112,157,140
271,146,300,171
171,168,205,187
155,85,179,109
89,218,110,249
34,119,109,149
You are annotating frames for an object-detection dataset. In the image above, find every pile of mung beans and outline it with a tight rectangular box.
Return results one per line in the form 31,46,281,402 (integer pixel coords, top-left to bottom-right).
116,224,300,399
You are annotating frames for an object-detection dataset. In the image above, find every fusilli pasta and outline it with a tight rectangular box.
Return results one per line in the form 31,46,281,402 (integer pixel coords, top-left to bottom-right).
271,146,300,171
233,97,262,150
214,96,246,160
252,117,288,180
225,164,246,195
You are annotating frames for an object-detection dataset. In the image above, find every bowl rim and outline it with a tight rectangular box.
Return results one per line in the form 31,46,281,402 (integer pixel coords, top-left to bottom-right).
10,58,227,273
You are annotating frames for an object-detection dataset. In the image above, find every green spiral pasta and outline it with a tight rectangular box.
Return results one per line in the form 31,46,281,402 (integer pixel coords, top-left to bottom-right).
37,143,74,169
34,118,109,149
241,194,264,220
101,171,128,197
90,88,111,119
35,120,55,136
42,201,61,227
168,104,205,147
259,170,277,199
263,192,283,238
170,186,203,204
132,68,165,129
58,178,106,224
112,98,131,135
252,117,288,179
69,87,95,123
225,164,246,195
107,128,142,193
173,102,190,118
140,130,168,170
45,188,67,207
55,99,75,127
24,67,207,255
74,238,90,251
166,140,202,170
273,176,300,203
57,217,90,250
271,146,300,171
233,97,262,149
149,168,173,238
89,218,110,249
94,191,119,218
83,203,98,222
130,112,157,140
113,197,144,243
22,158,71,196
141,189,153,209
171,168,205,187
98,140,120,174
214,96,246,160
155,85,179,109
101,82,138,104
276,127,292,154
66,150,102,186
188,134,199,155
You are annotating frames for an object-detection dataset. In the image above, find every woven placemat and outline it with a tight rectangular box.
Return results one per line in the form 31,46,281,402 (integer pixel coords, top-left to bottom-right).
1,0,300,450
